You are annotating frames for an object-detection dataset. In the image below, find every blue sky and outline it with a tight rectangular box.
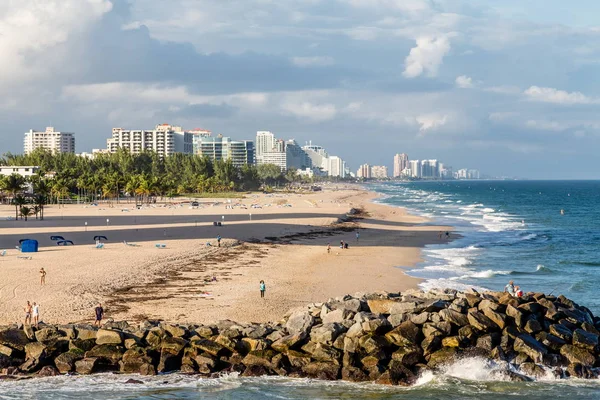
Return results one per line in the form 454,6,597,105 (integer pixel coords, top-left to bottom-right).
1,0,600,178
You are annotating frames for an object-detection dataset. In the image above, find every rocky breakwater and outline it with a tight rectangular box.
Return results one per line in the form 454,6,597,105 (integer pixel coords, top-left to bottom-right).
1,289,600,383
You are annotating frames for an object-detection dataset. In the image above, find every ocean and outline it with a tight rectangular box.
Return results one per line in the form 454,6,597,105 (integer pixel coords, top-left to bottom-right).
4,180,600,398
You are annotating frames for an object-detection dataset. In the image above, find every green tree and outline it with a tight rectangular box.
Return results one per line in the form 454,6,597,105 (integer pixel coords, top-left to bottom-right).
2,174,26,219
20,206,32,221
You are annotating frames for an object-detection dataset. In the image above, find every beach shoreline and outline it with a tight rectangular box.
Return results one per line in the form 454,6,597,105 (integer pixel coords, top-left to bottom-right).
0,185,453,326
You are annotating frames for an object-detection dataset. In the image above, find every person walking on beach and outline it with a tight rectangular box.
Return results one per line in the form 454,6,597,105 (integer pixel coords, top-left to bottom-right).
217,235,222,247
32,302,40,328
356,231,360,243
340,240,345,249
40,268,46,285
94,303,104,326
327,243,331,254
504,280,515,296
259,280,266,298
24,301,32,325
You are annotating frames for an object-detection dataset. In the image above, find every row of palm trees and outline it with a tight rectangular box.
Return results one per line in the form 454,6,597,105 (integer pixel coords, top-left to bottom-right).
0,148,321,221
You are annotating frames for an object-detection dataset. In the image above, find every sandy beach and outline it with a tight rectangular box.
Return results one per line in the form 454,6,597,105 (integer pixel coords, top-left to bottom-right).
0,186,451,326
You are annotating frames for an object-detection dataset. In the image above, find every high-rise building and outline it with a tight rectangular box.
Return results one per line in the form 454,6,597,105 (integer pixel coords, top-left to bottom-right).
197,135,255,167
24,127,75,155
189,129,212,154
255,131,276,163
409,160,421,178
327,156,346,178
107,124,193,157
357,164,371,178
420,160,439,178
371,166,388,179
393,153,409,178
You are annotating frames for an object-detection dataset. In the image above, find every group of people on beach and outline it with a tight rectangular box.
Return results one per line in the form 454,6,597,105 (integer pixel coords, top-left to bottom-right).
504,280,524,297
24,301,40,327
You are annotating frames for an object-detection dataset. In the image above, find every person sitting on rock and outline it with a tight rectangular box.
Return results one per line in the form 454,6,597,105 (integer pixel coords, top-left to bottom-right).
515,286,524,297
504,280,515,296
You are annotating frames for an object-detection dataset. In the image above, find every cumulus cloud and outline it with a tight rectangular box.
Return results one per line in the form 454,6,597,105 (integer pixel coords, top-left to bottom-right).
524,86,597,105
525,119,569,132
346,0,431,13
291,56,335,67
455,75,474,88
403,36,451,78
281,101,337,122
415,114,448,131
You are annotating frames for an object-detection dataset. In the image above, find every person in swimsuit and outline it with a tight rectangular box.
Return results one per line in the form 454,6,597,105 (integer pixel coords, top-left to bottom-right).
24,301,32,325
40,268,46,285
32,302,40,327
260,280,266,298
94,303,104,327
327,243,331,254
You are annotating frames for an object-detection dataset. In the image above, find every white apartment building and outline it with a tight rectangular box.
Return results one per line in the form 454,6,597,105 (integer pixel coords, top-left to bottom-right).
393,153,409,178
409,160,421,178
357,164,371,178
107,124,193,157
255,131,276,163
24,127,75,155
371,165,388,179
0,166,41,178
327,156,346,178
189,129,212,154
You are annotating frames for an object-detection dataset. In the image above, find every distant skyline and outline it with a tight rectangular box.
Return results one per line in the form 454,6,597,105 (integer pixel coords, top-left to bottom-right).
1,1,600,178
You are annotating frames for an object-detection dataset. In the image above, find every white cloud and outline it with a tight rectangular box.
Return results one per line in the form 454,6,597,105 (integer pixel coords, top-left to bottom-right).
523,86,597,105
346,0,431,13
485,85,521,95
489,111,518,122
0,0,112,83
291,56,335,67
403,36,451,78
281,101,337,122
455,75,474,88
525,119,568,132
415,114,448,131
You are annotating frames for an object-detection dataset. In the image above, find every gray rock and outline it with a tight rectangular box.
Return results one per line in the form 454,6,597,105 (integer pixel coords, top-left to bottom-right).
322,309,353,325
572,329,598,351
513,334,547,363
439,309,469,327
310,323,345,345
285,311,315,335
560,345,595,366
467,311,497,331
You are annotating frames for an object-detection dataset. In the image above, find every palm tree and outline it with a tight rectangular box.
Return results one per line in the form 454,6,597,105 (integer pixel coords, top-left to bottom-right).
33,205,41,220
14,195,27,220
3,174,25,219
20,206,32,221
33,179,50,220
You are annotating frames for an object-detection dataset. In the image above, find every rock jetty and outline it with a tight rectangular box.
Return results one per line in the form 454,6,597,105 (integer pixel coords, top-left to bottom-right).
1,289,600,383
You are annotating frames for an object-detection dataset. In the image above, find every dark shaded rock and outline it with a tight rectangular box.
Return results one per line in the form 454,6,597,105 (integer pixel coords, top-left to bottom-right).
482,309,507,330
560,345,595,367
69,339,96,353
467,311,497,331
85,344,124,367
37,366,60,377
242,350,278,368
439,309,469,327
361,318,392,334
34,328,65,343
54,351,83,373
139,363,156,376
519,362,546,378
567,363,596,379
161,337,188,356
427,347,458,368
341,366,368,382
194,355,216,374
572,329,598,351
359,334,391,354
242,364,271,377
421,335,442,356
391,345,423,366
562,308,593,325
302,362,340,380
513,334,547,363
518,303,542,314
536,332,566,352
125,378,144,384
120,346,155,373
0,329,30,351
190,339,227,357
287,350,312,369
581,322,600,335
271,332,307,353
75,357,100,374
524,319,543,334
549,324,573,341
385,321,420,346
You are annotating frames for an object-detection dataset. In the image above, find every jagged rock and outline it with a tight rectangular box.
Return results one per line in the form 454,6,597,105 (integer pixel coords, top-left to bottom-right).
332,333,346,350
194,326,215,338
440,309,469,327
0,345,15,358
161,337,187,356
482,308,507,330
158,353,181,373
442,336,461,348
287,350,312,368
85,344,124,367
302,362,340,380
244,325,273,339
193,354,216,374
581,322,600,335
421,335,441,356
24,342,48,361
75,358,100,374
464,293,481,308
524,318,543,334
536,332,566,352
567,363,596,379
37,366,60,377
506,305,526,327
366,298,401,315
572,329,598,351
69,339,96,353
359,335,390,354
467,311,497,331
54,352,83,373
190,339,227,357
520,362,547,378
562,308,593,325
476,334,497,351
385,321,420,346
161,324,187,338
286,311,315,335
145,328,167,348
242,350,278,368
309,343,342,364
513,334,547,363
561,345,595,367
75,327,97,341
518,303,542,314
240,338,269,353
341,366,368,382
310,323,345,345
139,363,156,376
478,299,501,313
409,312,429,325
271,332,307,353
549,324,573,341
391,345,423,366
23,325,35,340
427,347,458,368
96,329,123,345
119,346,155,373
361,318,391,334
458,325,477,343
34,328,65,343
0,329,30,351
242,364,271,377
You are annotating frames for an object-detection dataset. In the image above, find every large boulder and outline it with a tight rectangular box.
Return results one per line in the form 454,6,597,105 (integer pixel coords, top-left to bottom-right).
439,309,469,327
385,321,420,346
302,362,340,380
75,357,100,374
310,323,345,345
572,329,598,351
161,337,188,356
467,311,497,331
322,309,353,325
162,324,188,338
506,305,526,327
271,332,307,353
0,329,30,351
35,328,65,343
75,326,97,341
285,311,315,335
54,352,83,373
560,345,595,367
549,324,573,341
482,308,507,330
427,347,458,368
96,329,123,345
85,344,124,367
190,339,227,357
366,298,401,314
513,334,547,363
